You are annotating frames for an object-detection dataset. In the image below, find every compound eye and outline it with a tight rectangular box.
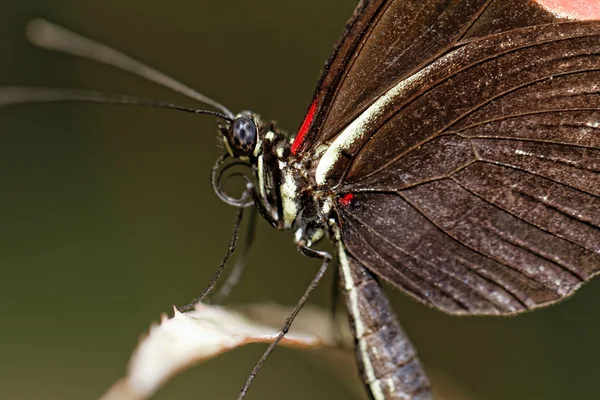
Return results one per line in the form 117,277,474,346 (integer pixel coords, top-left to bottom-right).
228,116,257,156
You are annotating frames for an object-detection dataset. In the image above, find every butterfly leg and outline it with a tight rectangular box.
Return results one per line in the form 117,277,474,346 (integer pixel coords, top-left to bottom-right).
212,207,258,304
237,243,331,399
178,206,247,311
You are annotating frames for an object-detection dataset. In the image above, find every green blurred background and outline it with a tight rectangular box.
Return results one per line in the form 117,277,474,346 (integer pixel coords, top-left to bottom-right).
0,1,599,399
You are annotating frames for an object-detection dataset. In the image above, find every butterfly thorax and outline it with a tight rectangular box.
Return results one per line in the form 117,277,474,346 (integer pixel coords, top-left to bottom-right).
221,112,333,248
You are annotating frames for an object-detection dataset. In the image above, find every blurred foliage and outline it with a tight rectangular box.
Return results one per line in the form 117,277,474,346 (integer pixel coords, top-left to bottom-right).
0,1,599,399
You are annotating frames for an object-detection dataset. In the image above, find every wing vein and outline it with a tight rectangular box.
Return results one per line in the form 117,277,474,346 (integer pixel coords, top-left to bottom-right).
342,200,533,308
449,108,600,138
451,177,593,279
478,159,600,199
396,190,565,296
338,26,600,183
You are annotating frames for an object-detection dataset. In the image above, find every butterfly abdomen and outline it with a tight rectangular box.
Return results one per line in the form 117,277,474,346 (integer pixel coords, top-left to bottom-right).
338,242,432,400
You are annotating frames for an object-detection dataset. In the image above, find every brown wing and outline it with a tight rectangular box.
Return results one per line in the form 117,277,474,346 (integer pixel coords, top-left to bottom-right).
332,21,600,315
292,0,561,155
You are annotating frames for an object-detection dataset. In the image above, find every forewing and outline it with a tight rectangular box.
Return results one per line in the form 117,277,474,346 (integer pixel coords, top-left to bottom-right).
333,22,600,315
292,0,564,155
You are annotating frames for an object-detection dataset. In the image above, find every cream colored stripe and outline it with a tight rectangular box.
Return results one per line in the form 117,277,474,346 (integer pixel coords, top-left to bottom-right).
338,241,385,399
337,242,366,338
315,59,443,185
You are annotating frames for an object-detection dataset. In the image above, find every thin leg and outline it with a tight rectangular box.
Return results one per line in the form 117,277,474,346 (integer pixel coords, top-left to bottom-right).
237,246,332,400
212,206,258,303
246,182,281,228
178,206,245,312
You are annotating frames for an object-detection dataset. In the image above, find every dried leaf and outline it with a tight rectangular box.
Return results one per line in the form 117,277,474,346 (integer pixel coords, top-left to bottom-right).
99,303,477,400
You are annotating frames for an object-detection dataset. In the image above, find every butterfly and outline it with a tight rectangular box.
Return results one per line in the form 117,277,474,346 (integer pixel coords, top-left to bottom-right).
2,1,600,399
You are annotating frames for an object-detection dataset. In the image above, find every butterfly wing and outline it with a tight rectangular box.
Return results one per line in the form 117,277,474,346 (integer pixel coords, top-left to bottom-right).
329,20,600,315
295,0,600,316
292,0,566,155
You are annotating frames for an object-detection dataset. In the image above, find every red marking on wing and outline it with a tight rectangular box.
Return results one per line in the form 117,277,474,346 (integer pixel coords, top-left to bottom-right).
291,98,318,155
534,0,600,19
338,193,354,206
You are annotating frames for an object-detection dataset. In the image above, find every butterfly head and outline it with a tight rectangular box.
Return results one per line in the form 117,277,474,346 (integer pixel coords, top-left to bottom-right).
218,111,289,162
220,112,260,159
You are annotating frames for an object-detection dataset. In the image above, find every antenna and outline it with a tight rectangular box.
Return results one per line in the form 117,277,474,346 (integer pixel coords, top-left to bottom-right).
25,18,235,119
0,86,233,121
